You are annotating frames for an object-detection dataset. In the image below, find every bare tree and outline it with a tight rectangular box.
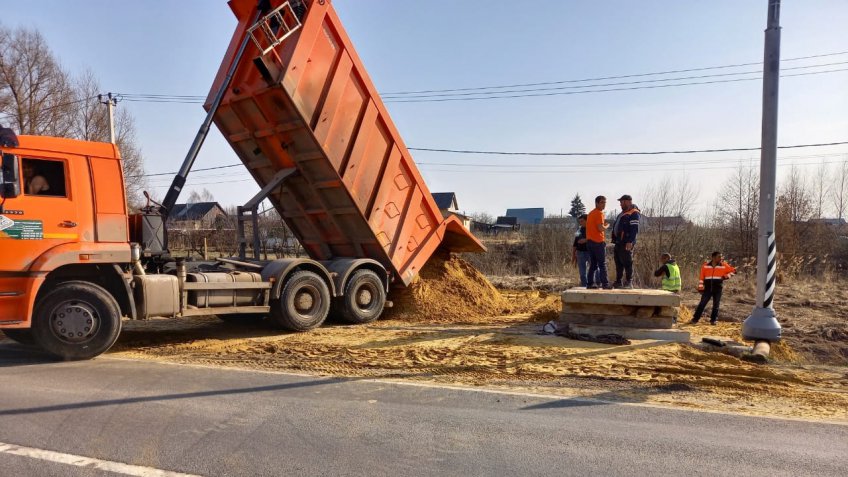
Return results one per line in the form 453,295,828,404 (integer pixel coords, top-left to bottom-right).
1,25,148,209
717,164,759,258
812,161,831,219
0,24,75,136
468,211,494,224
187,188,215,204
113,109,147,208
779,165,813,224
72,70,147,208
640,174,698,251
832,157,848,221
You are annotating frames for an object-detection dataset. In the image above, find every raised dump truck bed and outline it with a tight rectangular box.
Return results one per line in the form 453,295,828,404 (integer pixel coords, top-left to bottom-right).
208,0,484,286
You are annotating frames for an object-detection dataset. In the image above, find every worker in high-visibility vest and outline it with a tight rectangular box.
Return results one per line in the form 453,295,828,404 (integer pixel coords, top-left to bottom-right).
653,253,681,293
692,251,737,325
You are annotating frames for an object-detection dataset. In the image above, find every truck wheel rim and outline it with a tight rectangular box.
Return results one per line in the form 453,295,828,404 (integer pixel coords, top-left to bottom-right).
353,281,379,312
49,300,100,343
293,285,319,315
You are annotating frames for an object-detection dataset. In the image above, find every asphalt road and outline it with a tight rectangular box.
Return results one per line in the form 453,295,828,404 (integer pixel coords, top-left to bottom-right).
0,341,845,477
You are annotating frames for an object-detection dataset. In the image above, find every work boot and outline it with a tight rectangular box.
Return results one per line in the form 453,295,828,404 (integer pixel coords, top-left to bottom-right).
690,318,700,324
622,281,634,289
602,284,614,290
587,284,599,290
710,320,717,326
611,281,622,289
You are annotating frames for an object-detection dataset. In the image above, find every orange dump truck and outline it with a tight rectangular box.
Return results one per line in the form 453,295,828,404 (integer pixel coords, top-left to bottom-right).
0,0,483,360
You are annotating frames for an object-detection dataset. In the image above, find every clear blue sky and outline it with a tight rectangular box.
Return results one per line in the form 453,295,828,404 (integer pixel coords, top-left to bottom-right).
4,0,847,218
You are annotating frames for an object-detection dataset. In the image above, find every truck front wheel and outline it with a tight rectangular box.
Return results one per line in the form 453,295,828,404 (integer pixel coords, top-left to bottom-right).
32,281,122,360
269,271,330,331
338,269,386,324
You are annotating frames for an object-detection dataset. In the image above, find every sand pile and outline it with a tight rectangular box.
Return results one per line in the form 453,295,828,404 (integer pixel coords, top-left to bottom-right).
384,254,518,323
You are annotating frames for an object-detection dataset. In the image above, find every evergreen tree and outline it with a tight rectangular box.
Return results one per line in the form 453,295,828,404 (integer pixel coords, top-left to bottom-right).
568,194,586,218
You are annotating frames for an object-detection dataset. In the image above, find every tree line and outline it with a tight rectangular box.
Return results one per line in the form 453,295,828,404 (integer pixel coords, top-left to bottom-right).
0,24,147,206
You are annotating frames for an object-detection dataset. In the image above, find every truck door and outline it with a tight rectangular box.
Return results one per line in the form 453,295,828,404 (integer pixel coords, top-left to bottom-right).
0,155,87,272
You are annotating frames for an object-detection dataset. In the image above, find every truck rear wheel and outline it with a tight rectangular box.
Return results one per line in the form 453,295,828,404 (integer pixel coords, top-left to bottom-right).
1,329,36,346
269,271,330,331
32,281,122,361
338,269,385,324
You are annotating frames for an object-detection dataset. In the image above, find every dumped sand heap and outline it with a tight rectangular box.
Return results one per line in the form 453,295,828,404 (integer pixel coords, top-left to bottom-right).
384,254,517,323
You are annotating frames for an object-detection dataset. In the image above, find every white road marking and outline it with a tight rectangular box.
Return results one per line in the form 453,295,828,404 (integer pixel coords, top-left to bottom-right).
0,441,201,477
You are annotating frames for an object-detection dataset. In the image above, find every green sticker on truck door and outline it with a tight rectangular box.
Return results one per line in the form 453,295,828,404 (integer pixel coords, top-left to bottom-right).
0,215,43,239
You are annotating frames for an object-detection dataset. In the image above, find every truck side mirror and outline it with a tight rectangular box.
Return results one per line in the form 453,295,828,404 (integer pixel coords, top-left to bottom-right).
1,153,21,199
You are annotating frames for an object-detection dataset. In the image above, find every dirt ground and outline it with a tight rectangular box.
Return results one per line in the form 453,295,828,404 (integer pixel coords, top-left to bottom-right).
5,257,846,422
106,312,848,422
103,258,848,423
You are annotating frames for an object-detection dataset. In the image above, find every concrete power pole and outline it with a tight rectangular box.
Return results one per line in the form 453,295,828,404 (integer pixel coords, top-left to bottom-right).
98,93,117,144
742,0,782,343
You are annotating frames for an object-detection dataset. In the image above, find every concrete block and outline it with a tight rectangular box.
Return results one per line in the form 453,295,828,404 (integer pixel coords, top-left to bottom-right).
561,288,681,308
567,323,690,343
559,313,674,329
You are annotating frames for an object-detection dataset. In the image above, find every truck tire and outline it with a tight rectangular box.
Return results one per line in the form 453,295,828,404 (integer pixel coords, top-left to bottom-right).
2,329,36,346
338,269,386,324
31,281,122,361
269,271,330,331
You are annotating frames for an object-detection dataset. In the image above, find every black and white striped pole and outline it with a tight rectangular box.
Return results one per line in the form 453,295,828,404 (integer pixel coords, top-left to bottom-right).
743,0,782,343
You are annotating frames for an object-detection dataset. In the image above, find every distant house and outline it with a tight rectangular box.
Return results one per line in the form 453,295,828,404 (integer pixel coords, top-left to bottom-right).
169,202,228,230
489,216,520,234
432,192,458,212
807,218,848,228
505,208,545,226
431,192,471,229
641,216,692,232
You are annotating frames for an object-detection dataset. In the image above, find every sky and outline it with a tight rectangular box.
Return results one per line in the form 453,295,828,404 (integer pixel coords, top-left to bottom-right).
3,0,847,219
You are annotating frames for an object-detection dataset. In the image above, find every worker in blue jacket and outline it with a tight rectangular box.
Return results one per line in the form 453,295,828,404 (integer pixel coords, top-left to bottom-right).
611,194,640,289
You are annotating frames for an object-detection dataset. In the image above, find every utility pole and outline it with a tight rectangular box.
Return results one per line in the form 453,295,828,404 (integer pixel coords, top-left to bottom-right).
98,93,117,144
742,0,782,343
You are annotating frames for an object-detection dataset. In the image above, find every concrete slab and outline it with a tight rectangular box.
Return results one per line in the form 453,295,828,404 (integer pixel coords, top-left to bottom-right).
568,323,691,343
562,288,681,308
558,313,674,329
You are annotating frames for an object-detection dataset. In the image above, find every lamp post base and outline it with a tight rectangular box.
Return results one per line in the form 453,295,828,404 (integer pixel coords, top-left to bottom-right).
742,307,781,341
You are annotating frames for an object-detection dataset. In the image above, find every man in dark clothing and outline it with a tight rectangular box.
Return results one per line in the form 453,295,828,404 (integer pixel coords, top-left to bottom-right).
692,251,737,325
611,194,640,288
571,214,592,287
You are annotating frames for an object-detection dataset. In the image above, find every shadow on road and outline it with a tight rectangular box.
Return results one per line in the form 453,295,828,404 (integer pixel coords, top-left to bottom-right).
0,342,56,367
0,375,355,417
521,383,694,411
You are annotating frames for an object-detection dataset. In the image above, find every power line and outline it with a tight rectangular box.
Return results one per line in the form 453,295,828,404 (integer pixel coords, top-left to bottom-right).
0,95,99,122
128,163,242,178
114,64,848,106
409,140,848,157
380,49,848,96
385,67,848,103
115,67,848,106
146,178,255,188
380,61,848,100
134,147,848,179
422,157,848,175
416,152,848,169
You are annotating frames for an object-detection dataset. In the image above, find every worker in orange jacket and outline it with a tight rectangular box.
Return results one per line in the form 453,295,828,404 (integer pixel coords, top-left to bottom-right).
691,251,736,325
